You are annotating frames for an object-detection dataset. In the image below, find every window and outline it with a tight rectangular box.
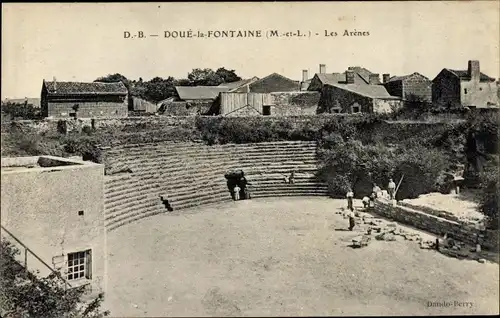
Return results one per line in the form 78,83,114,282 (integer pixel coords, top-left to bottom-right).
352,106,361,113
67,250,91,281
262,105,271,116
331,108,341,114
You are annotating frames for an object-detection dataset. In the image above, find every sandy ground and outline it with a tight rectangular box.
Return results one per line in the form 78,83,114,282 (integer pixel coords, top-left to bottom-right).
103,197,499,317
401,192,484,221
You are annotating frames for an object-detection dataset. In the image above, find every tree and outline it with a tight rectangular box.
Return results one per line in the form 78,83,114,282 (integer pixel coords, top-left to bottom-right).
174,78,191,86
187,68,223,86
94,74,130,91
215,68,241,83
0,239,109,318
478,161,499,229
93,73,128,84
0,102,40,120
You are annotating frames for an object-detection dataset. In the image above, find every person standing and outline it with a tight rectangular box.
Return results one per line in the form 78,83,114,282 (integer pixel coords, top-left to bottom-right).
348,209,356,231
289,171,295,184
372,183,382,198
233,184,241,201
346,188,354,211
388,178,396,200
369,191,376,209
240,172,248,199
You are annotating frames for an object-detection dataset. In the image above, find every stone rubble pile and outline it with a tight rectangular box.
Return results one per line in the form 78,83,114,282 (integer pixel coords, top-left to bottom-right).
342,211,490,263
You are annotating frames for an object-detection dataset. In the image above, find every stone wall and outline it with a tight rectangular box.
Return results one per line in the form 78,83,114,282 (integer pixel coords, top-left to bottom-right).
403,75,432,102
373,199,498,251
47,100,128,119
383,80,403,99
461,80,499,108
373,99,403,114
8,115,468,150
1,158,105,296
271,91,320,116
433,70,462,108
318,85,372,113
161,101,213,116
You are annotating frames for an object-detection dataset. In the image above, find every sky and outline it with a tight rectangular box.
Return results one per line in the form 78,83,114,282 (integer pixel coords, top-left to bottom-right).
2,1,499,99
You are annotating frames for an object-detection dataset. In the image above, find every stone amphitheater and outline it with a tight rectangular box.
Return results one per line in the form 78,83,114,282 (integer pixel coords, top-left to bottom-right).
102,140,327,231
98,140,498,317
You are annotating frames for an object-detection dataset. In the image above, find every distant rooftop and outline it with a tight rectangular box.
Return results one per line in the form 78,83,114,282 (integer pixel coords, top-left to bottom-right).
328,83,398,99
174,86,231,100
385,72,430,83
446,69,495,82
217,77,259,90
43,81,128,95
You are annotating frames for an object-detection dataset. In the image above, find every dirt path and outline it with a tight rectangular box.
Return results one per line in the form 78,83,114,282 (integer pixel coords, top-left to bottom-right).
104,197,499,317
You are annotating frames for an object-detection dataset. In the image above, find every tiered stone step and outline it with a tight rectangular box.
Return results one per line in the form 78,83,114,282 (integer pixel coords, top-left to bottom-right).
101,141,325,231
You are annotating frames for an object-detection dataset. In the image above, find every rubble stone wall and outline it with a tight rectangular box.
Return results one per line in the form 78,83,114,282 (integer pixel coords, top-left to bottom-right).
373,200,498,251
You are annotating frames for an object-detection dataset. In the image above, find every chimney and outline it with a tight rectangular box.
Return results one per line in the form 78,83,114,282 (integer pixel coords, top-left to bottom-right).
53,76,57,92
383,73,390,83
468,60,480,81
369,74,381,85
345,70,355,84
302,69,308,82
319,64,326,74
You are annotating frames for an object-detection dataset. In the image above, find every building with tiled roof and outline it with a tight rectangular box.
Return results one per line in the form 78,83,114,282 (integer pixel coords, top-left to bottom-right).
432,60,498,108
41,79,128,118
174,86,231,101
230,73,300,93
301,64,401,114
217,77,260,91
382,72,432,103
306,64,381,92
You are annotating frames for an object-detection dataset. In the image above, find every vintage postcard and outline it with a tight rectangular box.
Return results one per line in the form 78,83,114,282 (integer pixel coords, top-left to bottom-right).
1,1,499,317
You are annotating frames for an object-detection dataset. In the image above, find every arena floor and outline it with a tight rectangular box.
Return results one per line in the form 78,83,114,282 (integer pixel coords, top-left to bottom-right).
103,197,499,317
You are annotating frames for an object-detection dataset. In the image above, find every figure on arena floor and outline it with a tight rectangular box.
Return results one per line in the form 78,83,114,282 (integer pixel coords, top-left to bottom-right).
348,209,356,231
233,184,241,201
346,188,354,211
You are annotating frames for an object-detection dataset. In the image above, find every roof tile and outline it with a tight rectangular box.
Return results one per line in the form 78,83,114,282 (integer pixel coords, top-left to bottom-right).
45,81,128,95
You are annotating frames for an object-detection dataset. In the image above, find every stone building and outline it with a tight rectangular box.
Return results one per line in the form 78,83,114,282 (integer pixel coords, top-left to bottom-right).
217,77,260,92
216,91,320,116
41,79,128,118
432,60,499,108
307,65,378,91
162,86,232,115
1,156,105,297
382,72,432,103
317,72,402,114
230,73,300,93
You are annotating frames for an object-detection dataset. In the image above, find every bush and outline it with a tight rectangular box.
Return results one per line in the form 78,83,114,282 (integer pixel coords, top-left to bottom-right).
1,102,41,120
62,134,102,163
82,125,93,135
392,146,449,199
1,239,109,317
317,133,450,199
478,160,499,229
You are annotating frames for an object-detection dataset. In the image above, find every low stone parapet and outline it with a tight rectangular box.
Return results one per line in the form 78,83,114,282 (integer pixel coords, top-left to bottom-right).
373,199,498,251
